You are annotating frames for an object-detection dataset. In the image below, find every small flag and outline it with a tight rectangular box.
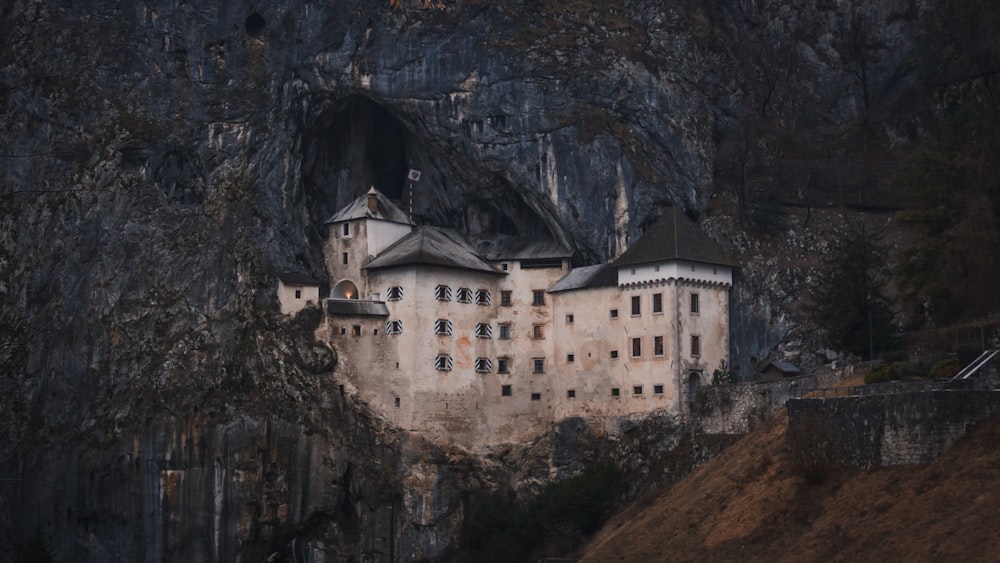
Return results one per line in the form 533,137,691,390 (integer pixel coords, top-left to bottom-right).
407,169,422,182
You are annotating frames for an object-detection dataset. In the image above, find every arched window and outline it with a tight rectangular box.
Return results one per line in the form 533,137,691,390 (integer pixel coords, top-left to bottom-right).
332,279,360,299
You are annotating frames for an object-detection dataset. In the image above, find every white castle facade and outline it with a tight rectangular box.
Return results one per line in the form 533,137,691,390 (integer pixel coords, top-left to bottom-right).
283,188,734,449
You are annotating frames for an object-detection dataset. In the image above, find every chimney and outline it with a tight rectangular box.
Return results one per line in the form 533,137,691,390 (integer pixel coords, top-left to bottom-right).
367,187,378,214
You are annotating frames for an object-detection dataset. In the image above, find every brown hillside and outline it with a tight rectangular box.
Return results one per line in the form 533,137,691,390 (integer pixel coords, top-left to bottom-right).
580,406,1000,562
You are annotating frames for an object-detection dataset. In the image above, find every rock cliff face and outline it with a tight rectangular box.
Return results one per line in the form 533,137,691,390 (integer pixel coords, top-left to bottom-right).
1,0,972,559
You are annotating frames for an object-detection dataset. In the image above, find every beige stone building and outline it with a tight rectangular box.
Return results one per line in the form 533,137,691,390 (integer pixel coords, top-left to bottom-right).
310,188,734,448
277,272,321,315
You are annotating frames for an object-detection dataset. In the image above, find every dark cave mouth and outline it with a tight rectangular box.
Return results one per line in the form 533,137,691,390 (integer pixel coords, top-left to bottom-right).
300,95,553,241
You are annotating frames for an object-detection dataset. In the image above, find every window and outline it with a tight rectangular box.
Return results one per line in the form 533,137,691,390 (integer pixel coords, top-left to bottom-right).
567,389,576,399
498,323,511,340
394,397,400,408
386,320,403,335
610,309,619,319
386,286,403,301
691,335,701,357
654,384,664,395
351,325,361,336
497,357,510,373
435,285,452,301
532,324,544,339
456,287,473,303
476,289,491,306
531,393,541,401
340,327,347,335
654,335,664,356
373,329,378,335
532,290,545,306
501,384,512,396
294,289,302,299
500,291,512,306
631,337,642,358
435,354,453,371
567,354,575,363
475,323,493,339
532,358,545,373
342,223,350,237
653,293,662,314
565,314,574,324
631,295,641,316
630,268,636,275
611,387,620,397
690,293,700,314
434,319,453,335
633,385,643,395
475,357,493,373
610,350,619,359
342,252,348,265
502,262,509,271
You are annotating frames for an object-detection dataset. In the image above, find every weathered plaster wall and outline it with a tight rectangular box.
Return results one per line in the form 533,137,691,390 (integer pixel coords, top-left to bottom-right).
787,381,1000,466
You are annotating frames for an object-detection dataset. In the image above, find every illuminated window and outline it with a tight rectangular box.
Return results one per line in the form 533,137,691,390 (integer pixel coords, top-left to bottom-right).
351,325,361,336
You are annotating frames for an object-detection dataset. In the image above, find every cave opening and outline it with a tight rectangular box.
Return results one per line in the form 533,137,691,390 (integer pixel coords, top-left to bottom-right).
301,96,411,231
245,13,266,38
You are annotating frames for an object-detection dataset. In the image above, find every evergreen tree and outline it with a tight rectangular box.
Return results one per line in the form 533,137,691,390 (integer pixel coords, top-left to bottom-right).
810,225,894,359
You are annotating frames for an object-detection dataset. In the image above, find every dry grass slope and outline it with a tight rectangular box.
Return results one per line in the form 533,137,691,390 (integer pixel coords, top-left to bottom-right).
580,405,1000,562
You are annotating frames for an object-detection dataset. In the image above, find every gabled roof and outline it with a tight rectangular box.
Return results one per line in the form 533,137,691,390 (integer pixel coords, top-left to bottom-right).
547,264,618,293
325,187,413,225
472,234,572,261
761,361,802,375
614,207,735,268
278,272,321,285
364,226,503,275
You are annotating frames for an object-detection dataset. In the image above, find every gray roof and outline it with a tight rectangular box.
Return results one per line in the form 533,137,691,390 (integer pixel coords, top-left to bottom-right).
278,272,321,285
325,187,414,225
547,264,618,293
364,226,504,275
325,299,390,317
471,234,572,261
614,207,735,268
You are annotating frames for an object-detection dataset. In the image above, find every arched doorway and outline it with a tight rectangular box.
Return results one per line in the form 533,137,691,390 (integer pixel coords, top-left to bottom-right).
332,279,360,299
688,371,702,404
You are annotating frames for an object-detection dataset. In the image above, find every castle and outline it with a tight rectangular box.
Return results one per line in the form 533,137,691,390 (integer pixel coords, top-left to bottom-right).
282,188,734,448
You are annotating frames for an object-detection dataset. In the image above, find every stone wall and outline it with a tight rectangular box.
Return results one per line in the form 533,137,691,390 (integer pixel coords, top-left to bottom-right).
691,366,853,434
787,379,1000,467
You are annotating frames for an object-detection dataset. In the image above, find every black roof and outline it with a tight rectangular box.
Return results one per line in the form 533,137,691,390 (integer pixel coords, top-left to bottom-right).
278,272,321,285
614,207,735,268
